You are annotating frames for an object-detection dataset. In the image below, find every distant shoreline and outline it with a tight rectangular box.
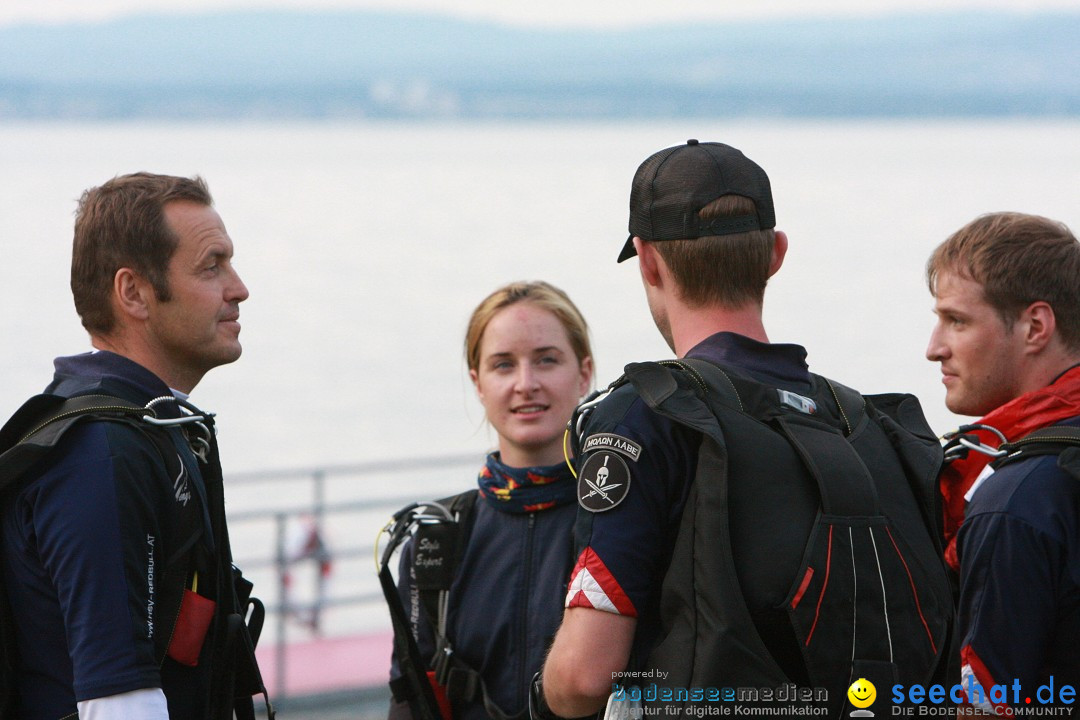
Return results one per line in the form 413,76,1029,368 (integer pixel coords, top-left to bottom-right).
1,9,1077,121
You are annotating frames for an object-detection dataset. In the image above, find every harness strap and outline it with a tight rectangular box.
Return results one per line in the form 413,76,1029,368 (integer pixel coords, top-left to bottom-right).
0,393,273,720
0,394,157,716
385,489,535,720
993,425,1080,477
416,491,477,639
778,414,880,516
622,357,953,703
432,656,528,720
382,563,444,720
996,425,1080,457
380,502,453,720
194,412,274,720
0,394,151,486
423,491,526,720
651,359,881,516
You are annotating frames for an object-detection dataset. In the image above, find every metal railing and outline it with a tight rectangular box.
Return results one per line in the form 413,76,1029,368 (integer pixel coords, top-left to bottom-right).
225,452,481,699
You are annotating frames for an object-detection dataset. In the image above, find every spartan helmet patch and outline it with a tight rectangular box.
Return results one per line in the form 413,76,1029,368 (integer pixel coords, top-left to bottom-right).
578,451,630,512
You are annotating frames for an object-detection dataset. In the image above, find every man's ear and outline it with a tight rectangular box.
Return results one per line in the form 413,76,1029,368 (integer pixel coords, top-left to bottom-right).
1021,300,1057,354
768,230,788,278
113,268,152,321
634,237,663,289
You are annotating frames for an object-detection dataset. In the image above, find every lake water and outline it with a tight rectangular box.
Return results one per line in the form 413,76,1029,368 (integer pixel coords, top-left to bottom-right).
2,118,1079,647
4,119,1079,472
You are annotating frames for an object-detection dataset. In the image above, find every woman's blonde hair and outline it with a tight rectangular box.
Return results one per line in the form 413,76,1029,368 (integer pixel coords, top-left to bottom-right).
465,281,592,372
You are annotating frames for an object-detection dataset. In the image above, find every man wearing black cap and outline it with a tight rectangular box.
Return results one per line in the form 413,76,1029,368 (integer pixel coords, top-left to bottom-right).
536,141,953,718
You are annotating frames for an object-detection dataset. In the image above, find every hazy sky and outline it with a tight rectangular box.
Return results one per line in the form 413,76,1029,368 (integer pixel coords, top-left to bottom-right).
1,0,1076,28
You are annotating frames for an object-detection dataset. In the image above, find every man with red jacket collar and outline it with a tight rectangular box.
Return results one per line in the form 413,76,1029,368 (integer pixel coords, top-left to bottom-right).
926,212,1080,711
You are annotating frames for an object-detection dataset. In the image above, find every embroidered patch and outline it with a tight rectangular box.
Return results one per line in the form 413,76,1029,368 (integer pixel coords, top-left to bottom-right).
582,433,642,462
577,451,631,512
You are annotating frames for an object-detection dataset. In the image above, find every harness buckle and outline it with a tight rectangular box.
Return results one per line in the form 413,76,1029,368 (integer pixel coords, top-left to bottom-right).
432,637,454,687
942,423,1008,463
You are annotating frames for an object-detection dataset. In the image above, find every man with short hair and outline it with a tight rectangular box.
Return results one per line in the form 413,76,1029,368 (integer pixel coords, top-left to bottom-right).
0,173,263,719
537,141,953,719
927,212,1080,709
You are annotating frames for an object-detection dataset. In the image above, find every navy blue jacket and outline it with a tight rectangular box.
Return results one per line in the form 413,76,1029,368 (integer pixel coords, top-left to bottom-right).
0,352,217,720
957,416,1080,697
566,332,814,670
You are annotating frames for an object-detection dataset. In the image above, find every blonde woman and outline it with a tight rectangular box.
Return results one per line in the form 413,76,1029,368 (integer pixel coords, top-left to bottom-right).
389,281,593,720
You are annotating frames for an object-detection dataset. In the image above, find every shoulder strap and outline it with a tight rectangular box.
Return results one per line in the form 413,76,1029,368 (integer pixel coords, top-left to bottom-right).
418,489,478,627
392,489,529,720
819,377,867,436
419,491,483,703
0,393,169,718
634,358,869,436
0,393,153,490
383,582,442,720
628,358,883,515
380,494,478,720
438,490,480,544
379,520,445,720
0,390,196,570
618,359,736,438
994,425,1080,475
184,407,273,720
0,392,273,720
861,392,946,555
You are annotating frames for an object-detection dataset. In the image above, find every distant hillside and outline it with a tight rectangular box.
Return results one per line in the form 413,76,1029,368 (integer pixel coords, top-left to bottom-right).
0,9,1077,119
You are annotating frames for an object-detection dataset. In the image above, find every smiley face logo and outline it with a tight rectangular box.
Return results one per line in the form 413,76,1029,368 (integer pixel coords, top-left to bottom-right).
847,678,876,709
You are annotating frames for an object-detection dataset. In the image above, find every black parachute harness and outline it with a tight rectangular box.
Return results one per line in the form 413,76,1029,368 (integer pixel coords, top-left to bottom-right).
143,395,216,459
378,500,455,720
564,360,710,475
2,393,218,477
377,492,531,720
566,357,958,713
0,392,274,720
941,423,1009,463
563,390,606,476
942,421,1080,473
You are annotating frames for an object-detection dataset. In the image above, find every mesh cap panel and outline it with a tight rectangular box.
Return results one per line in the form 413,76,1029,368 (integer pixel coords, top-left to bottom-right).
619,139,774,263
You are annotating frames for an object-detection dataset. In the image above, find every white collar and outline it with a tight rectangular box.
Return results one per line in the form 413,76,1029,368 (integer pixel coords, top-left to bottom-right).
964,464,996,503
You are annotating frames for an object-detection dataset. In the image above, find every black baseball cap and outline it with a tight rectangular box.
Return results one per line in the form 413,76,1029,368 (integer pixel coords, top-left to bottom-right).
618,139,775,263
